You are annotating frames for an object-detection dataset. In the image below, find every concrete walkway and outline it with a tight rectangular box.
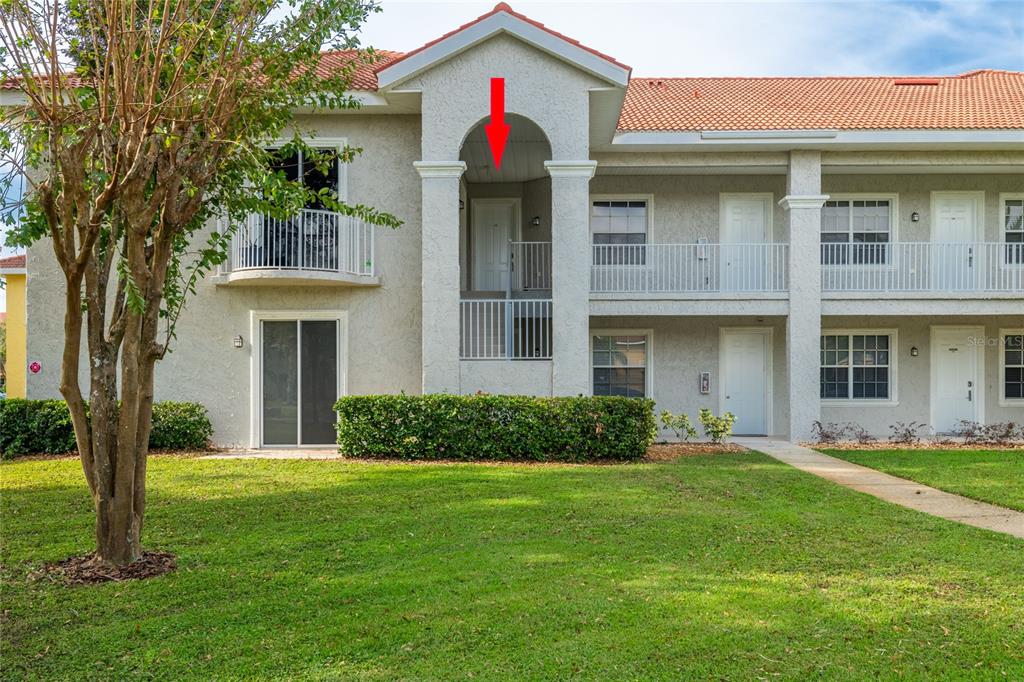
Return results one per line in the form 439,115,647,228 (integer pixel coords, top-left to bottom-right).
736,438,1024,539
201,449,343,460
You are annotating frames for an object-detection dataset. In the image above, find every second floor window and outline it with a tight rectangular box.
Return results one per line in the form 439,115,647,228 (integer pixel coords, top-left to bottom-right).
592,199,647,265
1004,196,1023,265
267,148,340,210
821,199,892,266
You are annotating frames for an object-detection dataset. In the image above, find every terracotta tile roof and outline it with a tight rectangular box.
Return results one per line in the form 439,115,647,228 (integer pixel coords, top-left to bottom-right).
376,2,630,77
619,70,1024,131
0,254,26,270
316,49,404,90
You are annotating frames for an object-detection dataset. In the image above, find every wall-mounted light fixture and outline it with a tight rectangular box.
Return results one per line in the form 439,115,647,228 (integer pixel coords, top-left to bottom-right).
911,212,920,222
530,216,541,226
910,346,919,357
458,199,465,210
233,335,244,348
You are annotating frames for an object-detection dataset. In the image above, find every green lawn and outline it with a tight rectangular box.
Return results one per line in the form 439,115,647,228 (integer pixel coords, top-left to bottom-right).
2,453,1023,680
822,449,1024,512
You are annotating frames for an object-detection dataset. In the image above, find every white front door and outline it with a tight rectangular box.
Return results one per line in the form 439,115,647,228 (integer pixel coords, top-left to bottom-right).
721,330,770,435
931,327,982,433
472,199,515,291
931,193,980,291
721,195,770,291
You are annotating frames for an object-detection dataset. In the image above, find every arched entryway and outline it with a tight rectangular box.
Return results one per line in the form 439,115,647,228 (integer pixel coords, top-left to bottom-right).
457,114,554,361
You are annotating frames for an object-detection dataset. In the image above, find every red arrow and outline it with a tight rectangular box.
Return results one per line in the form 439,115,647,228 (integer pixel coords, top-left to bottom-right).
485,77,510,170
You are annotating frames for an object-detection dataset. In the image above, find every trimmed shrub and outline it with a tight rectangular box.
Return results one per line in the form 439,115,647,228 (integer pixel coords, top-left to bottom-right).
0,399,212,458
0,399,79,456
335,394,656,462
149,402,215,450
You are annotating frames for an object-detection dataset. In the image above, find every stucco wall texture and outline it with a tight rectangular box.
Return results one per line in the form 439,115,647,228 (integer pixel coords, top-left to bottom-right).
19,31,1023,445
26,114,424,446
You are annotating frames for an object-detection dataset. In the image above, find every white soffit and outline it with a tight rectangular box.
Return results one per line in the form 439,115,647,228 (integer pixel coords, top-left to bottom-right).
376,11,630,90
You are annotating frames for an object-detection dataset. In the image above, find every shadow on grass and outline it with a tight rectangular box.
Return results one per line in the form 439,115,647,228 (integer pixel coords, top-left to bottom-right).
2,453,1023,679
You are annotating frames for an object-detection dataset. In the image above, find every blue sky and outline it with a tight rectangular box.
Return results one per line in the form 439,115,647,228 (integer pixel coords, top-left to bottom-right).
362,0,1024,76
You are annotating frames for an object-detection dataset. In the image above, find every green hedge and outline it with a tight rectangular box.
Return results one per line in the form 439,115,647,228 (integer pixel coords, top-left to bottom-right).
0,399,213,458
335,394,656,462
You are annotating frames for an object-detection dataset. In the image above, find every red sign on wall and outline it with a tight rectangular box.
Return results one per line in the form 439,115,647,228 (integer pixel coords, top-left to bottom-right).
29,361,41,374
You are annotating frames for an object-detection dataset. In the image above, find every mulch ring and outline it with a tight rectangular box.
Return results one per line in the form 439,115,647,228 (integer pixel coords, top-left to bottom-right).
645,442,748,461
807,441,1024,451
30,550,176,586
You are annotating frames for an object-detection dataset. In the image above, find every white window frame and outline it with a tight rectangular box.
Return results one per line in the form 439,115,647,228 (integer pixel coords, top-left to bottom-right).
999,327,1024,407
998,193,1024,269
589,328,654,399
820,328,899,406
268,136,349,203
820,194,899,270
249,309,349,449
590,193,654,239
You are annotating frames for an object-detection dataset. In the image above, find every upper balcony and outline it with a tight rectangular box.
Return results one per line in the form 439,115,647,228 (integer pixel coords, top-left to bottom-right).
214,209,379,287
590,243,789,296
822,242,1024,297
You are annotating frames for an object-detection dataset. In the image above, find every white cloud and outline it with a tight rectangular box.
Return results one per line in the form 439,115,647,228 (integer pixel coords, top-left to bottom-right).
361,0,1024,76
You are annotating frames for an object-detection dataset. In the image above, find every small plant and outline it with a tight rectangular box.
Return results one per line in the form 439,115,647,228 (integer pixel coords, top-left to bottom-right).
847,422,876,445
955,420,1021,446
698,408,736,444
981,422,1021,446
658,410,697,442
888,421,927,445
812,421,849,444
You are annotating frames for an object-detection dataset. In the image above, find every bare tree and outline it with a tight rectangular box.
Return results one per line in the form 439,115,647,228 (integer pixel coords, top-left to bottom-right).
0,0,399,565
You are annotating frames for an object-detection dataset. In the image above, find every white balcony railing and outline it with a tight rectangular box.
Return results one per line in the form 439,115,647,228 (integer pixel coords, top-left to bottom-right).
822,242,1024,293
225,209,374,277
591,243,789,294
510,241,552,291
460,299,552,360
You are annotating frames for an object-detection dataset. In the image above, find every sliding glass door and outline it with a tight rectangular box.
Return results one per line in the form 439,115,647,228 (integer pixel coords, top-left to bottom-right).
262,319,338,446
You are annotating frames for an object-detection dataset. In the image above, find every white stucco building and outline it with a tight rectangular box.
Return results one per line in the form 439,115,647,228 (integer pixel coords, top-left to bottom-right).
18,3,1024,445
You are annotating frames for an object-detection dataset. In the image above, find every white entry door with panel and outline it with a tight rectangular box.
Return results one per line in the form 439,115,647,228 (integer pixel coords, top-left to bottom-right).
720,194,771,291
931,193,982,291
931,327,983,433
472,199,517,291
721,329,772,436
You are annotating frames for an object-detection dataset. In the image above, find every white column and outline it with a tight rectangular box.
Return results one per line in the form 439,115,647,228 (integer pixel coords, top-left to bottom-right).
779,151,828,441
545,160,597,396
415,161,467,394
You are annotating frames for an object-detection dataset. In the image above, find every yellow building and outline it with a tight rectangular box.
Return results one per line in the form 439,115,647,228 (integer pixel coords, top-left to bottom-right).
1,254,27,398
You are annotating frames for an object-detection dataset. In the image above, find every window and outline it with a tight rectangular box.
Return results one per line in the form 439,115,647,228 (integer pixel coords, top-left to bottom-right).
267,147,341,210
591,199,648,265
1003,331,1024,402
592,334,648,397
1002,195,1024,265
256,146,343,270
820,333,894,400
821,198,893,265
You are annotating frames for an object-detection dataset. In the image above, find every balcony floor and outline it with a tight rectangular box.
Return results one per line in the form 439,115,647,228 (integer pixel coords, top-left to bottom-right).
212,269,381,287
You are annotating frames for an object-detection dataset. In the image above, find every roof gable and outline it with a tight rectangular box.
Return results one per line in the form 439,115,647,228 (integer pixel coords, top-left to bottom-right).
375,3,630,90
